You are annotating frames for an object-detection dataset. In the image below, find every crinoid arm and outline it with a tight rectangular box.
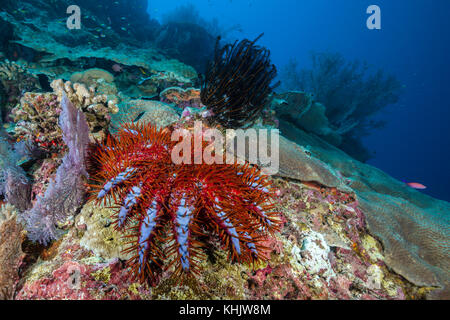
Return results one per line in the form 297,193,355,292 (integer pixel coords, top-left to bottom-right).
201,34,280,128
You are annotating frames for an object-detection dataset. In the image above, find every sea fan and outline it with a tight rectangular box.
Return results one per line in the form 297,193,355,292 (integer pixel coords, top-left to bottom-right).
24,94,89,245
88,122,281,283
0,134,30,211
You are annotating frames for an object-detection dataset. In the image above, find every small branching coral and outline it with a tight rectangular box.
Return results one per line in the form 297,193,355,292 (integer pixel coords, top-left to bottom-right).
201,34,279,128
11,80,119,156
88,122,281,283
11,93,62,154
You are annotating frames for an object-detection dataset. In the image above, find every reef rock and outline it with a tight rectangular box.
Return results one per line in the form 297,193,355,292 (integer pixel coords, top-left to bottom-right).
114,100,180,130
70,68,115,87
160,87,202,109
276,125,450,299
271,91,343,146
0,0,198,102
15,176,423,300
77,202,133,261
0,205,24,300
0,59,40,120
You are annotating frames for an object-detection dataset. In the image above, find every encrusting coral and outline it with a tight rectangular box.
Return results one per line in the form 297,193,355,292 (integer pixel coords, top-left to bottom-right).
137,70,196,98
87,122,281,283
70,68,115,87
114,100,180,131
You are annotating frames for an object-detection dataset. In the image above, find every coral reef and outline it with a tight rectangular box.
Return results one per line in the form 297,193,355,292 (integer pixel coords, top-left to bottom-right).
135,70,197,99
87,122,281,283
272,125,450,299
77,202,133,261
8,119,447,299
11,93,63,154
0,59,40,121
0,134,31,211
160,87,202,110
0,0,159,51
10,79,118,154
201,35,279,128
280,53,401,161
23,95,90,245
113,100,180,131
0,0,447,302
270,91,343,146
14,176,426,300
0,204,24,300
0,1,198,91
50,79,119,137
70,68,115,87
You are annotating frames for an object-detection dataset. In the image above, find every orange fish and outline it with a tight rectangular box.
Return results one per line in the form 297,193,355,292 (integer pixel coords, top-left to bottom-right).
405,182,427,190
302,181,323,192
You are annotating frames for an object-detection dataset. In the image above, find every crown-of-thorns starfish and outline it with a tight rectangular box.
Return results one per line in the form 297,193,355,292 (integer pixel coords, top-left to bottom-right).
87,122,281,283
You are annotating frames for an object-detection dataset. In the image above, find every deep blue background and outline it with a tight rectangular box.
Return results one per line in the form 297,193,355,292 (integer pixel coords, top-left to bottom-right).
148,0,450,202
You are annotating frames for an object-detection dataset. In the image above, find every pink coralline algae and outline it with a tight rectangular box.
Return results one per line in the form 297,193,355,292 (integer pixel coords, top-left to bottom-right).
16,259,148,300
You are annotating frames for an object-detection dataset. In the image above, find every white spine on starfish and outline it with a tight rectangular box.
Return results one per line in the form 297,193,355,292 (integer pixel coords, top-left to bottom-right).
256,205,272,227
124,128,139,135
242,232,258,256
215,198,241,255
118,185,141,227
138,201,158,273
176,197,191,271
98,167,136,199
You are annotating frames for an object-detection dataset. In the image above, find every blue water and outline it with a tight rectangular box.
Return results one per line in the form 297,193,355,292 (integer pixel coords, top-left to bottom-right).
148,0,450,202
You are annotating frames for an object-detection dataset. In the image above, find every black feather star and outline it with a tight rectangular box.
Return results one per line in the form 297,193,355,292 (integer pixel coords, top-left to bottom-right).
201,34,279,128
